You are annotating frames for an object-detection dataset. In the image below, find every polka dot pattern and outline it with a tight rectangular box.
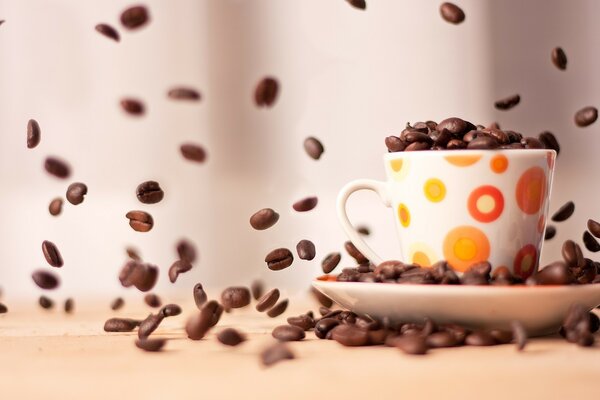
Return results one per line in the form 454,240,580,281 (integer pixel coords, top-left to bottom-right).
423,178,446,203
444,155,482,167
513,244,537,279
516,167,546,215
398,203,411,228
490,155,508,173
467,185,504,223
443,226,490,272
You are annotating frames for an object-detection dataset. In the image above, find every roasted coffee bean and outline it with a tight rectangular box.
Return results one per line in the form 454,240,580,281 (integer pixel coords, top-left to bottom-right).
221,287,251,309
44,157,70,179
39,295,53,309
322,252,341,274
64,298,74,314
494,94,520,111
544,225,557,240
144,293,161,308
385,136,406,152
510,320,527,351
250,280,264,300
272,325,305,342
575,106,598,127
331,324,368,347
167,87,201,101
32,270,60,290
401,130,433,144
489,329,513,344
254,77,279,107
42,240,63,268
292,196,318,212
311,287,333,308
135,338,166,352
394,335,429,354
426,331,458,348
357,225,370,236
551,47,567,70
528,262,573,285
588,219,600,238
48,197,63,216
344,241,368,264
405,142,431,151
66,182,87,205
538,131,560,154
193,283,208,308
346,0,366,10
104,318,139,332
468,136,499,149
120,5,149,30
118,260,159,292
180,143,207,163
126,247,141,261
267,299,289,318
249,208,279,230
440,2,465,24
138,313,164,339
589,313,600,333
551,201,574,222
110,297,125,311
27,119,41,148
296,239,316,261
583,231,600,252
205,301,224,327
126,210,153,232
175,239,196,263
260,343,295,367
304,137,324,160
168,259,192,283
217,328,246,346
287,314,315,331
159,304,182,318
136,181,163,204
256,289,280,312
186,304,216,340
521,137,545,149
265,248,294,271
562,240,584,268
319,306,331,316
446,139,467,149
0,303,7,314
465,331,496,346
95,23,120,41
120,98,145,115
315,318,340,339
462,130,488,143
437,117,467,135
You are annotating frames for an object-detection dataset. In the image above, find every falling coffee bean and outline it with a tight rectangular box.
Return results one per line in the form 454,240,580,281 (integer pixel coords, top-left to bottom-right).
260,343,295,367
538,131,560,155
104,318,139,332
120,98,145,115
126,246,141,260
126,210,154,232
176,239,197,263
217,328,246,346
66,182,88,205
272,325,305,342
357,225,370,236
118,260,159,292
42,240,63,268
144,293,161,308
32,270,60,290
439,2,465,24
344,241,368,264
27,119,41,149
250,280,264,300
551,201,575,222
95,23,120,42
254,77,279,107
249,208,279,230
346,0,366,10
135,338,166,352
292,196,318,212
0,303,7,314
39,295,54,309
265,248,294,271
256,288,280,312
138,313,164,339
168,259,193,283
588,219,600,238
136,181,164,204
193,283,208,309
110,297,125,311
180,143,207,163
510,320,527,351
544,225,557,241
48,198,63,216
120,5,149,30
583,231,600,252
167,87,201,101
303,137,324,160
186,303,217,340
494,94,520,111
221,287,251,309
44,157,71,179
296,239,316,261
551,47,567,70
64,298,74,314
267,299,289,318
160,304,182,318
321,252,341,274
575,106,598,127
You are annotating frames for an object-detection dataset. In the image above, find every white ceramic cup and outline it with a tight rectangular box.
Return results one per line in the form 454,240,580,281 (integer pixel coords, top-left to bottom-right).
337,149,556,278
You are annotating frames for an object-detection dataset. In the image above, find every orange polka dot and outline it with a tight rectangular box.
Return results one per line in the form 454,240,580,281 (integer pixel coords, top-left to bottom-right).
513,244,537,279
423,178,446,202
412,251,431,268
537,215,545,234
398,203,410,228
490,155,508,173
467,185,504,223
390,159,403,172
444,155,482,167
516,167,547,215
443,226,490,272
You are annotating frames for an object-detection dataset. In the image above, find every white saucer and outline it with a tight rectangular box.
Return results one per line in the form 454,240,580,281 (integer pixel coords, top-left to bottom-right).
312,280,600,336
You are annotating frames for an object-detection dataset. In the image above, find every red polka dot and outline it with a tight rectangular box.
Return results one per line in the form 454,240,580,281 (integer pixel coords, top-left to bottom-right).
516,167,547,215
514,244,537,279
467,185,504,223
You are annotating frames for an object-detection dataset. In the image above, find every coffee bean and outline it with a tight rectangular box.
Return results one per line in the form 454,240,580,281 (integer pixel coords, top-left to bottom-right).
250,280,264,300
296,240,316,260
159,304,182,318
292,196,318,212
440,2,465,24
524,139,545,150
436,117,468,135
48,198,63,216
551,201,575,222
329,324,367,346
64,298,74,314
494,94,520,111
260,343,295,367
249,208,279,230
575,106,598,127
267,299,289,318
126,246,141,261
551,47,567,70
465,331,496,346
168,259,193,283
126,210,154,232
39,295,53,309
186,303,216,340
287,314,315,331
489,329,513,344
110,297,125,311
120,5,149,30
167,87,201,101
104,318,139,332
44,157,70,179
446,139,467,149
144,293,161,308
562,240,585,268
588,219,600,238
401,130,433,144
66,182,87,205
322,252,341,274
405,142,431,151
528,262,573,285
118,260,159,292
272,325,305,342
467,136,499,149
138,313,164,339
95,23,119,41
32,270,60,289
27,119,41,149
346,0,366,10
120,98,145,115
256,289,280,312
357,225,370,235
221,287,251,309
136,181,163,204
510,320,527,351
303,137,324,160
265,248,294,271
135,338,166,352
205,300,224,327
42,240,63,268
344,241,368,264
394,335,429,354
217,328,246,346
426,331,458,348
315,318,340,339
385,136,406,152
193,283,208,309
589,313,600,333
0,303,7,314
180,143,207,163
175,239,196,263
254,77,279,107
544,225,557,240
583,231,600,252
538,131,560,155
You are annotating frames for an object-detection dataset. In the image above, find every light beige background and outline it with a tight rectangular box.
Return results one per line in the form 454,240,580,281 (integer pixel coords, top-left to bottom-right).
0,0,596,300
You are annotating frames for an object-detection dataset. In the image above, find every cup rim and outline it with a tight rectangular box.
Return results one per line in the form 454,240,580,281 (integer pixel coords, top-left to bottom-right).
383,148,556,160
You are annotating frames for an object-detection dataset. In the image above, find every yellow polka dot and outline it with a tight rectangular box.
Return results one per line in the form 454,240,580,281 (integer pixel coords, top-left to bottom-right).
390,159,403,172
412,251,431,268
423,178,446,203
398,203,410,228
454,238,477,260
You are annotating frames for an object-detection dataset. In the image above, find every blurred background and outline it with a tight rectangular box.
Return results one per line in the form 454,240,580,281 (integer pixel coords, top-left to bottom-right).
0,0,597,301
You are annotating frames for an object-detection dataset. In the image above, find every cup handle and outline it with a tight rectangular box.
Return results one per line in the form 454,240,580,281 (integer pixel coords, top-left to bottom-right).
336,179,392,266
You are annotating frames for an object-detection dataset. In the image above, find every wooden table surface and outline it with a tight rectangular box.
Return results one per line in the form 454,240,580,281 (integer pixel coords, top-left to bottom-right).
1,298,599,400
